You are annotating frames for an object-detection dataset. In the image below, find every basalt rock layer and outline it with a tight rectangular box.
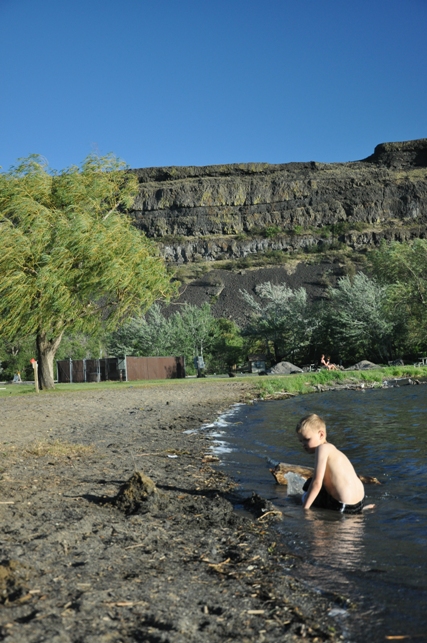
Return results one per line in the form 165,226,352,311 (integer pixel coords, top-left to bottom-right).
129,139,427,264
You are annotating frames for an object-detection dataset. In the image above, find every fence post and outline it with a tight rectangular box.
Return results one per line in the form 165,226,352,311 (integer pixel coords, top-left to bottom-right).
30,359,39,393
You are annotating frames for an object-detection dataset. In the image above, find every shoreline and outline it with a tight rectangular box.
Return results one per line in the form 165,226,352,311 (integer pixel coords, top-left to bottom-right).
0,380,345,642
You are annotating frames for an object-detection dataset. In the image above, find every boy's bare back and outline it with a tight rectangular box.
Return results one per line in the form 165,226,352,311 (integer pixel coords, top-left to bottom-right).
314,442,364,505
296,414,365,511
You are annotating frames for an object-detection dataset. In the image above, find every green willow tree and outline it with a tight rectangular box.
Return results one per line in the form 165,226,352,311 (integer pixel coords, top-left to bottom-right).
107,302,217,368
370,240,427,353
240,282,315,363
0,154,175,389
320,273,395,363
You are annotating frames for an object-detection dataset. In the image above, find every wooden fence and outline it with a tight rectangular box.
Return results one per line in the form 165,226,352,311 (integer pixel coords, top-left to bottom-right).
56,356,185,383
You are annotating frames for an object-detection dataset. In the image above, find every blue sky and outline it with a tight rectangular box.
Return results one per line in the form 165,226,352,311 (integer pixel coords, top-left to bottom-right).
1,0,426,171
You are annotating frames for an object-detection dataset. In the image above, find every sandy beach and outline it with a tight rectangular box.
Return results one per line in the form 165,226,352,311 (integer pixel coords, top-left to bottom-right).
0,380,342,642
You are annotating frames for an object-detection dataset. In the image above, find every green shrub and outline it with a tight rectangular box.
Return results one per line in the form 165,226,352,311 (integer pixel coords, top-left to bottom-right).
289,225,305,236
263,225,282,238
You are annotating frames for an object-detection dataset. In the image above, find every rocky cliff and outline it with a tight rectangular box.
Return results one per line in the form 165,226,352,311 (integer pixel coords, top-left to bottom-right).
130,139,427,264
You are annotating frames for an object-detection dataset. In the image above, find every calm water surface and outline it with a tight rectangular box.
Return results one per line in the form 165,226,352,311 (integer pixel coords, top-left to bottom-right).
206,386,427,642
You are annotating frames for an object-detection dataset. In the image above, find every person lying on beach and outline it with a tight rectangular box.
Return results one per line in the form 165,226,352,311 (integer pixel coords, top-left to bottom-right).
296,413,374,514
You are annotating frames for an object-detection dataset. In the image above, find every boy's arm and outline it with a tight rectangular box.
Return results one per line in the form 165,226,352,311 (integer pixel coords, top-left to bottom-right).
303,444,329,509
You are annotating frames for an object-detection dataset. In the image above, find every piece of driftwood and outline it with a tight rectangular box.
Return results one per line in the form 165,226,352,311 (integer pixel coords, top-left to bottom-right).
202,455,220,463
270,462,381,485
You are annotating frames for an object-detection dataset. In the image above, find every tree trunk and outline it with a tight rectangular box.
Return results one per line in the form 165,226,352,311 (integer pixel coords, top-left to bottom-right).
273,340,281,364
36,331,64,390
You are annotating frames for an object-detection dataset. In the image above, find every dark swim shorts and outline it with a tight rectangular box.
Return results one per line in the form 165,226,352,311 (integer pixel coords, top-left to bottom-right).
302,478,365,515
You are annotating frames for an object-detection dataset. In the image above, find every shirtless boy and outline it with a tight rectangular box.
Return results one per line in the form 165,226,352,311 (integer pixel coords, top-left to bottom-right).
296,414,366,514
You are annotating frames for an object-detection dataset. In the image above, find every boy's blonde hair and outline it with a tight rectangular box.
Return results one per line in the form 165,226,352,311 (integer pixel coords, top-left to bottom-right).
296,413,327,436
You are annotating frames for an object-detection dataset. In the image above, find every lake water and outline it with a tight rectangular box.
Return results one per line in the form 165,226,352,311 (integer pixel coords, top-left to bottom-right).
205,385,427,642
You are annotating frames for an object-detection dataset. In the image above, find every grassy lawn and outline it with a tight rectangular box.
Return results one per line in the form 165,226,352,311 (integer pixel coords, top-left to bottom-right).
0,378,197,397
0,375,251,397
2,366,427,399
255,366,427,398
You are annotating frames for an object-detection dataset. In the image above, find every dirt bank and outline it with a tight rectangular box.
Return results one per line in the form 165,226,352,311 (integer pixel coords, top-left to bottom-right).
0,380,343,642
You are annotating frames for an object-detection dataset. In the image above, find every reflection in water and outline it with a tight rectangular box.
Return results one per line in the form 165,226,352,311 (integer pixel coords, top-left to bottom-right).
301,511,365,573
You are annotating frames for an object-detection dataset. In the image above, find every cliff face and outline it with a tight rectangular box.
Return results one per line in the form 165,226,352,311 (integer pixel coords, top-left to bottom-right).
129,139,427,263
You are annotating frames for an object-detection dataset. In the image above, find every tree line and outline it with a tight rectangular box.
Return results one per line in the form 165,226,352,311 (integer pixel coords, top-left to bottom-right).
3,241,427,380
105,245,427,372
1,154,427,386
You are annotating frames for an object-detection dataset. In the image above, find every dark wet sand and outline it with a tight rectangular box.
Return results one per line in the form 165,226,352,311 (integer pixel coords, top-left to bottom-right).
0,380,342,642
